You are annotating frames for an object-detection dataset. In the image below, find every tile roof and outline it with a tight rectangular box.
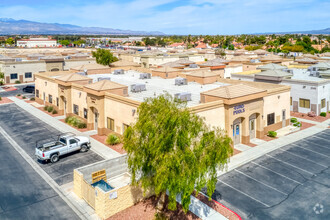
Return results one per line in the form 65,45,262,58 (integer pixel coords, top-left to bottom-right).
202,84,265,99
56,73,90,82
199,58,228,66
257,63,287,70
84,80,126,91
71,63,110,71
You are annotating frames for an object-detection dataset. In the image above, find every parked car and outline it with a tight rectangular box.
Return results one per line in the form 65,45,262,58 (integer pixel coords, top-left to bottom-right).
22,85,35,93
35,132,91,163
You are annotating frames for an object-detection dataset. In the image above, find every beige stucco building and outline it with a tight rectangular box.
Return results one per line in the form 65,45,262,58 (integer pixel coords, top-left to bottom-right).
35,68,290,145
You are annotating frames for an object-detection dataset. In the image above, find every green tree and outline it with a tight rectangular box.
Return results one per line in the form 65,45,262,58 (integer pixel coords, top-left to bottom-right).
123,94,233,212
59,40,70,46
5,37,14,46
92,48,118,66
215,48,226,58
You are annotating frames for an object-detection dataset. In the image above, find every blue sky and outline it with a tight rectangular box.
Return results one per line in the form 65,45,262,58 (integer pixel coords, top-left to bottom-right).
0,0,329,35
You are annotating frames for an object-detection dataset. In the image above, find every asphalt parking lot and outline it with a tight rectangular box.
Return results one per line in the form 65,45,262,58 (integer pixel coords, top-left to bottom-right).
0,103,104,185
0,84,35,98
0,133,80,220
206,129,330,220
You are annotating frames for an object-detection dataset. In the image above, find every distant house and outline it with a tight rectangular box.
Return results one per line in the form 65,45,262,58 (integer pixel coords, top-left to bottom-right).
16,38,57,48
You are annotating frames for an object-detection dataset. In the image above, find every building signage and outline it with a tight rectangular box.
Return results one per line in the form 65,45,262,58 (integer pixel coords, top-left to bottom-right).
233,104,245,115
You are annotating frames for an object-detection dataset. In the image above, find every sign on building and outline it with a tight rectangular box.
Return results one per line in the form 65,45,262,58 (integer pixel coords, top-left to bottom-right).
92,169,107,183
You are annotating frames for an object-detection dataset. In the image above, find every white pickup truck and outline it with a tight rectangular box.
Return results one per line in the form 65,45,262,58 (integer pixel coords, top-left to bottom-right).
35,132,91,163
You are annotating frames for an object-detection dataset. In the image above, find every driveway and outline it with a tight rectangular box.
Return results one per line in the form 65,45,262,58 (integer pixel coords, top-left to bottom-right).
0,84,35,98
0,103,104,185
0,132,80,220
206,129,330,220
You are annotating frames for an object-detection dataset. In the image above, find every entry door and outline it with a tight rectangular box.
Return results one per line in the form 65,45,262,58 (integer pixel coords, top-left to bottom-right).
43,92,46,104
282,110,286,127
64,99,67,116
249,119,256,139
233,124,240,145
94,112,98,130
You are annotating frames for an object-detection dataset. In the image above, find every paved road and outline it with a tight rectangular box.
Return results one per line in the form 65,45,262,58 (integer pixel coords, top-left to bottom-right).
205,129,330,220
0,103,104,185
0,84,35,98
0,133,80,220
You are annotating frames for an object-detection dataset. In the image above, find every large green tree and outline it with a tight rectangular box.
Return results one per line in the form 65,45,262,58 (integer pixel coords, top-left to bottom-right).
0,72,4,85
5,38,14,46
123,94,233,212
92,49,118,66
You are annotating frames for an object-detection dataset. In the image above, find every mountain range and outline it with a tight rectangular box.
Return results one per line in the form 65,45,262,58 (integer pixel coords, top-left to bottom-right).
0,18,164,35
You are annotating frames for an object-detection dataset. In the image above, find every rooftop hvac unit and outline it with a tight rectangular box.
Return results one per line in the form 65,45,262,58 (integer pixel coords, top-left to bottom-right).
139,73,151,79
15,58,22,62
76,71,87,76
114,69,124,75
189,64,198,68
175,77,187,86
131,83,146,93
97,77,111,82
175,92,192,102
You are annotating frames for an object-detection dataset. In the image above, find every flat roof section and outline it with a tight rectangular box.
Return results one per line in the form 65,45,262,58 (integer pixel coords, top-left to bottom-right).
87,70,229,107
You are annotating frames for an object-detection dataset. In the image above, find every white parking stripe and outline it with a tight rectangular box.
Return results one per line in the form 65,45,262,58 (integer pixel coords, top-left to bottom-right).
266,154,315,175
234,169,287,195
251,162,302,185
301,139,330,150
278,148,327,168
311,135,330,143
292,144,330,159
217,179,271,208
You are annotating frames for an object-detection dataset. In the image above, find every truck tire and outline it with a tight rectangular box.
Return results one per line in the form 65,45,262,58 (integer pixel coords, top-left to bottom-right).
50,154,59,163
80,144,88,153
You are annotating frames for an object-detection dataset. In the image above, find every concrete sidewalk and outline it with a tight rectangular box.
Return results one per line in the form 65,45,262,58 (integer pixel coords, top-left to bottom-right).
219,119,329,177
9,97,121,159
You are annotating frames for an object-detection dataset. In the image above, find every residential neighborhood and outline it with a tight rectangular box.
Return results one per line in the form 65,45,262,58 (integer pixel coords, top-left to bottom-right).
0,1,329,220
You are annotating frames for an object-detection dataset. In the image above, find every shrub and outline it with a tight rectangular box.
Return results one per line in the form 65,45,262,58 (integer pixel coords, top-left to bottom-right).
30,97,35,101
290,117,298,123
47,106,54,112
106,134,120,145
15,80,21,84
52,109,58,114
65,116,71,123
22,96,26,99
77,121,87,129
0,96,2,101
268,131,277,138
320,112,327,117
293,122,302,127
44,105,48,111
17,93,21,96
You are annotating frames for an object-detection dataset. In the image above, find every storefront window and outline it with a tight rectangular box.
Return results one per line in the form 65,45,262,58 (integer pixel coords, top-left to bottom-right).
299,98,310,108
107,118,115,131
321,99,326,109
267,113,275,126
73,104,79,115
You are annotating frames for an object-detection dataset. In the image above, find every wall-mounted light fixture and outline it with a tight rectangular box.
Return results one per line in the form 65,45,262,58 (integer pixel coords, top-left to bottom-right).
132,109,136,116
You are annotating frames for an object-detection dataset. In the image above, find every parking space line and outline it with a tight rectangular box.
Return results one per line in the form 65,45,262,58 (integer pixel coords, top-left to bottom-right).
292,144,330,159
311,135,330,143
266,154,314,175
301,139,330,150
251,162,302,185
217,179,271,208
234,169,287,195
278,148,327,168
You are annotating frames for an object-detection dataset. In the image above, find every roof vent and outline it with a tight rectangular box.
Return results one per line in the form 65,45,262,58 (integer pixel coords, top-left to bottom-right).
175,77,187,86
114,69,124,75
76,71,87,76
175,92,192,101
97,77,111,82
131,83,146,93
189,64,198,68
139,73,151,79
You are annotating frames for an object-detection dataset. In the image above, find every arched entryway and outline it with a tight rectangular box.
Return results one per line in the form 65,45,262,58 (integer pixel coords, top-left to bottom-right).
88,107,99,131
59,96,67,116
232,117,245,145
51,68,60,72
249,113,257,139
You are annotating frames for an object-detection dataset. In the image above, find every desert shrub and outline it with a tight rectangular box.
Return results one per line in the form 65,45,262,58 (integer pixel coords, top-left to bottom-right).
268,131,277,138
65,116,86,128
15,80,21,84
47,106,54,112
22,96,26,99
17,93,21,96
30,97,35,101
290,118,298,123
0,96,2,101
320,112,327,117
52,109,58,114
106,134,120,145
154,212,168,220
65,116,71,123
44,105,48,111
